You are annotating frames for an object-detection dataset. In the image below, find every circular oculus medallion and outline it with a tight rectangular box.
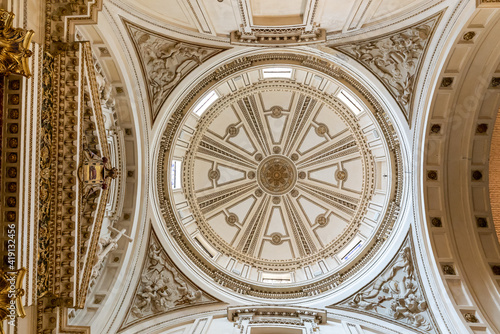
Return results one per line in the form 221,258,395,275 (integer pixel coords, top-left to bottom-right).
159,59,403,299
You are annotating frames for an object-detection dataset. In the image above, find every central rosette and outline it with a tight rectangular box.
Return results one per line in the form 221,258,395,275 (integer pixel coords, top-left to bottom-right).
257,155,297,195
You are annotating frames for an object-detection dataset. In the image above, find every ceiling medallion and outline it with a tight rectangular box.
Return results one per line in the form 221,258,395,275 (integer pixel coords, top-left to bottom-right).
157,53,404,299
257,155,297,195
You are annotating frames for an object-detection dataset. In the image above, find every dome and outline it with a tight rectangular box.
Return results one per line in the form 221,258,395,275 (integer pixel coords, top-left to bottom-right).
157,52,404,300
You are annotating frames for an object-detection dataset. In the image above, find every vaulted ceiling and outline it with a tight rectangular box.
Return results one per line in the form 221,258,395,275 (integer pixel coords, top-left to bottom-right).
64,1,500,333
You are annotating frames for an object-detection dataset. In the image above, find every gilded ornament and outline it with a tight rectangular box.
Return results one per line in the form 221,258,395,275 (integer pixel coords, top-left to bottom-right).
8,123,17,133
7,167,16,178
8,94,18,105
7,153,16,163
0,268,26,334
6,197,16,207
8,109,18,119
0,10,33,77
6,211,15,222
8,79,19,90
8,138,17,148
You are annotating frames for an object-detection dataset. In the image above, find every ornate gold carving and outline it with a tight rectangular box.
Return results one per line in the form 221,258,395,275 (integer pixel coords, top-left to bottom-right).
0,10,34,77
123,20,226,121
334,13,442,122
0,268,26,334
79,147,117,199
257,155,297,195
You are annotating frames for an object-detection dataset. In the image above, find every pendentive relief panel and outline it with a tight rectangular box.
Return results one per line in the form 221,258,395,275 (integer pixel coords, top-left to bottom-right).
333,12,443,123
120,229,222,330
123,19,228,121
329,234,439,334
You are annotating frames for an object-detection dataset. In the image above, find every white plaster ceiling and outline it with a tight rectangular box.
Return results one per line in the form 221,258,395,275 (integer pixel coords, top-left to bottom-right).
117,0,436,36
163,62,400,296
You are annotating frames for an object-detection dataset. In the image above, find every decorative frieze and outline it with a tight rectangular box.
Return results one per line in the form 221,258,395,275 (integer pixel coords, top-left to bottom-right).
230,26,326,47
228,305,326,334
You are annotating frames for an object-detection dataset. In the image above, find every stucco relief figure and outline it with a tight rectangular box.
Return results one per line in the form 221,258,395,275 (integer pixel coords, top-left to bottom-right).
338,18,438,120
94,59,116,109
135,31,208,104
90,227,132,284
128,26,223,117
129,241,206,319
347,246,431,331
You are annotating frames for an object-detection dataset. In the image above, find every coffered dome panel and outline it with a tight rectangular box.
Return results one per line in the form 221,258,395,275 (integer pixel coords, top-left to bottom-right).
156,52,405,300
